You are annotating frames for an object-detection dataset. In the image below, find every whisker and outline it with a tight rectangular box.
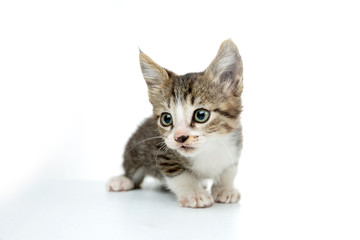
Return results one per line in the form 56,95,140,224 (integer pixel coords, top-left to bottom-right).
155,141,168,168
156,141,165,147
155,147,162,169
125,136,163,155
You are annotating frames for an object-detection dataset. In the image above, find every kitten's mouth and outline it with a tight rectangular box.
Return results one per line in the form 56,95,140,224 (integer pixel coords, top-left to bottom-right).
180,146,194,150
179,145,196,153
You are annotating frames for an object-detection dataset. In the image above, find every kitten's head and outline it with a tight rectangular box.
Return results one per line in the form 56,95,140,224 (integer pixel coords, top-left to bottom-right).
140,39,243,157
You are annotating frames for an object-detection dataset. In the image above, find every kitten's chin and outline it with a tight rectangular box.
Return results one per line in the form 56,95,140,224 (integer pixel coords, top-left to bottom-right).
165,140,203,157
176,146,199,157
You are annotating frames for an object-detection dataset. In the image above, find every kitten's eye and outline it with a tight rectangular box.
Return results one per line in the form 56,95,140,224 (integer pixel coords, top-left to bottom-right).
193,109,210,123
160,113,173,127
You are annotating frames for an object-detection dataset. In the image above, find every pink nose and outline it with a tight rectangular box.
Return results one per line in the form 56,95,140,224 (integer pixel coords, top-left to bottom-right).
174,135,189,143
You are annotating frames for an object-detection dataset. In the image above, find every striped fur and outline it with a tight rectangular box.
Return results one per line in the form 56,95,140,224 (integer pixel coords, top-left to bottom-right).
108,39,244,208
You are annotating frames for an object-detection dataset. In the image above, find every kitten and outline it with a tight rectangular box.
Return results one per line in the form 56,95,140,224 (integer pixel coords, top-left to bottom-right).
107,39,243,208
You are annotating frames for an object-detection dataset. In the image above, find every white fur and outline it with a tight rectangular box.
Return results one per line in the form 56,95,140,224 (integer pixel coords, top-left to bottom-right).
165,100,202,149
211,186,240,203
166,172,213,208
141,62,159,80
214,54,237,75
174,100,188,134
106,175,134,191
189,132,240,179
211,167,240,203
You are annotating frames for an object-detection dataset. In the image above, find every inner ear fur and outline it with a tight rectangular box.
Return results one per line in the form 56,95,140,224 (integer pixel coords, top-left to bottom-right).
205,39,243,96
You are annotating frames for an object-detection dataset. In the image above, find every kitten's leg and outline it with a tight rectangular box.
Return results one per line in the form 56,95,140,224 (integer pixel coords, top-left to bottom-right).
211,166,241,203
166,172,213,208
106,166,146,192
106,175,134,192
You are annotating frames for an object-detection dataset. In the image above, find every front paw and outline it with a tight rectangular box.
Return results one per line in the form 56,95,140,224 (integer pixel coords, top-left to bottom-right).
178,191,214,208
211,186,241,203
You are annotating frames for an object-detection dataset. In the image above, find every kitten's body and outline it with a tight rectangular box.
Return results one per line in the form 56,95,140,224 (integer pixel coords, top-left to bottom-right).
107,40,243,208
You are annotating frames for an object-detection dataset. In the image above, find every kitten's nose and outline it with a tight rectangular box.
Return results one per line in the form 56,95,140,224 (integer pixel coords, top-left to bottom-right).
175,135,189,143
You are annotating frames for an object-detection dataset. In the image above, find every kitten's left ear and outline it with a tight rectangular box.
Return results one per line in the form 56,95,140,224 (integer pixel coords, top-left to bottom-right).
139,51,169,90
205,39,243,96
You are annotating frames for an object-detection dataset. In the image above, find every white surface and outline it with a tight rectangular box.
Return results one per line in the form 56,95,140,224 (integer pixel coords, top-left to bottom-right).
1,0,360,239
0,180,241,240
1,179,359,240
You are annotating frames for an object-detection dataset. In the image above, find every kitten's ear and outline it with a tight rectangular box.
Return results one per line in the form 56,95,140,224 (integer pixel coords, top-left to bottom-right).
139,51,169,90
205,39,243,96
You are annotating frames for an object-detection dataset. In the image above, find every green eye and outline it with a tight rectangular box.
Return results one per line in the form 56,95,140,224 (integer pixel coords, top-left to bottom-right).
193,109,210,123
160,113,173,127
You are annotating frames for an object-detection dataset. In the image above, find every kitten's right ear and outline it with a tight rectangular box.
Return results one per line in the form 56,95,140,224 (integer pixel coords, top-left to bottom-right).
139,51,169,90
205,39,243,96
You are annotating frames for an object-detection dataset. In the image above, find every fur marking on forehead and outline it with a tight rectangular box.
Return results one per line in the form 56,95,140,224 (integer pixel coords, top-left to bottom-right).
170,73,198,105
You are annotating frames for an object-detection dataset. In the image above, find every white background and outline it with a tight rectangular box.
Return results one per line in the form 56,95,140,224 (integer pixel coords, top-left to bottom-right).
0,0,359,239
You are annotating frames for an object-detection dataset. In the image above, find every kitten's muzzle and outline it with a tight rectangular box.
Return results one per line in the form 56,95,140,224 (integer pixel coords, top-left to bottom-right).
175,135,189,143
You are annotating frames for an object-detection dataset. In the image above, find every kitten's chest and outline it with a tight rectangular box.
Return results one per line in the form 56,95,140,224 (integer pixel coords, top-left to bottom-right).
189,134,241,178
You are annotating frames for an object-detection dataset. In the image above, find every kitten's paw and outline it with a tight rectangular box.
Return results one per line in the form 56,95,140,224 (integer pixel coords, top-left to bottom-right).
106,175,134,192
212,187,240,203
178,191,214,208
